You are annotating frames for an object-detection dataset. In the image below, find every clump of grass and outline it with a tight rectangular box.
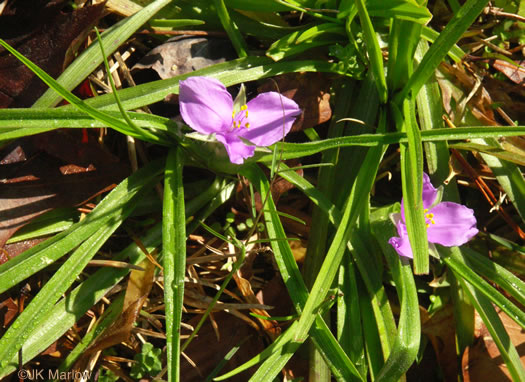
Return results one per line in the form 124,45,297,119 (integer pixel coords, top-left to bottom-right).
0,0,524,381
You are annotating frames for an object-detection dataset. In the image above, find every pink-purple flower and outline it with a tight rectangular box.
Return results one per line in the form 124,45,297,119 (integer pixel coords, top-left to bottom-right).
389,173,478,258
179,76,301,164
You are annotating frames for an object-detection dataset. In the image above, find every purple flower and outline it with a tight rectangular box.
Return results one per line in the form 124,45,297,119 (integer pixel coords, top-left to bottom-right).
389,173,478,258
179,76,301,164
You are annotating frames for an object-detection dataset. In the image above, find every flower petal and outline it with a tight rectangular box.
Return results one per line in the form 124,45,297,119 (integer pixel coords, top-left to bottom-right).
401,172,439,221
388,213,414,258
237,92,301,146
216,134,255,165
179,77,232,135
422,172,439,210
427,202,478,246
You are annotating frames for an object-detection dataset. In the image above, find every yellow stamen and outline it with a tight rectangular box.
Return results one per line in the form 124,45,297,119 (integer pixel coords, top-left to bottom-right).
232,111,235,119
241,104,247,111
245,122,251,128
245,110,249,118
423,209,436,227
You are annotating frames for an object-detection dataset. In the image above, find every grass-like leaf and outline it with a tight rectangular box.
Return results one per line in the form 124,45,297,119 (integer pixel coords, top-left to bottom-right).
241,131,386,380
78,57,349,111
355,0,387,103
214,0,248,57
254,126,525,162
0,39,166,143
0,160,163,295
459,276,525,382
399,0,490,100
236,165,363,381
0,174,229,378
442,247,525,331
33,0,173,108
371,204,421,381
397,98,428,274
266,23,345,61
0,160,161,369
163,147,186,382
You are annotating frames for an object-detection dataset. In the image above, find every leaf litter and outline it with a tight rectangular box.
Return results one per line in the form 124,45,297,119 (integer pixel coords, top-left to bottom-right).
0,1,524,381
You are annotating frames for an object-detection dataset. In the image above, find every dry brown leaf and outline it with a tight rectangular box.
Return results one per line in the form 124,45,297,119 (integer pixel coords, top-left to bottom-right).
0,296,18,328
438,62,498,125
0,0,105,108
132,37,235,81
493,59,525,86
462,309,525,381
0,131,129,254
233,267,280,339
85,295,147,359
75,258,157,371
181,311,266,381
2,237,48,260
258,72,332,132
421,305,459,380
123,258,156,312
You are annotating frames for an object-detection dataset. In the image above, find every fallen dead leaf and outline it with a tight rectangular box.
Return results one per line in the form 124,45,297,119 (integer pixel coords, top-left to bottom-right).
82,258,156,359
0,296,17,328
0,130,129,255
2,237,48,260
258,72,332,132
234,257,280,339
0,0,105,107
132,36,235,81
462,309,525,382
421,305,459,380
438,62,498,125
493,59,525,86
181,311,266,382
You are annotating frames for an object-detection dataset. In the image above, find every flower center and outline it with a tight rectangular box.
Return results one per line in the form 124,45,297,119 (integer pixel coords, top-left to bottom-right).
231,104,251,130
424,208,436,228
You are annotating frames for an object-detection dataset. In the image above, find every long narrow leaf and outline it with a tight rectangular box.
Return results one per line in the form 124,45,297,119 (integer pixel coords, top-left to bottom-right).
77,57,348,111
458,277,525,382
163,147,186,382
33,0,173,108
0,163,159,366
248,136,386,380
462,247,525,308
213,0,248,57
371,205,421,381
397,98,428,274
0,173,227,378
0,160,163,295
236,165,362,381
355,0,387,103
0,39,165,144
442,247,525,331
399,0,489,100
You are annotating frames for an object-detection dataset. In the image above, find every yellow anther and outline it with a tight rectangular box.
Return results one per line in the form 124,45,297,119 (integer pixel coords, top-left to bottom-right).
426,223,430,228
245,110,249,118
424,208,428,213
245,122,251,128
232,111,235,119
241,104,248,111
